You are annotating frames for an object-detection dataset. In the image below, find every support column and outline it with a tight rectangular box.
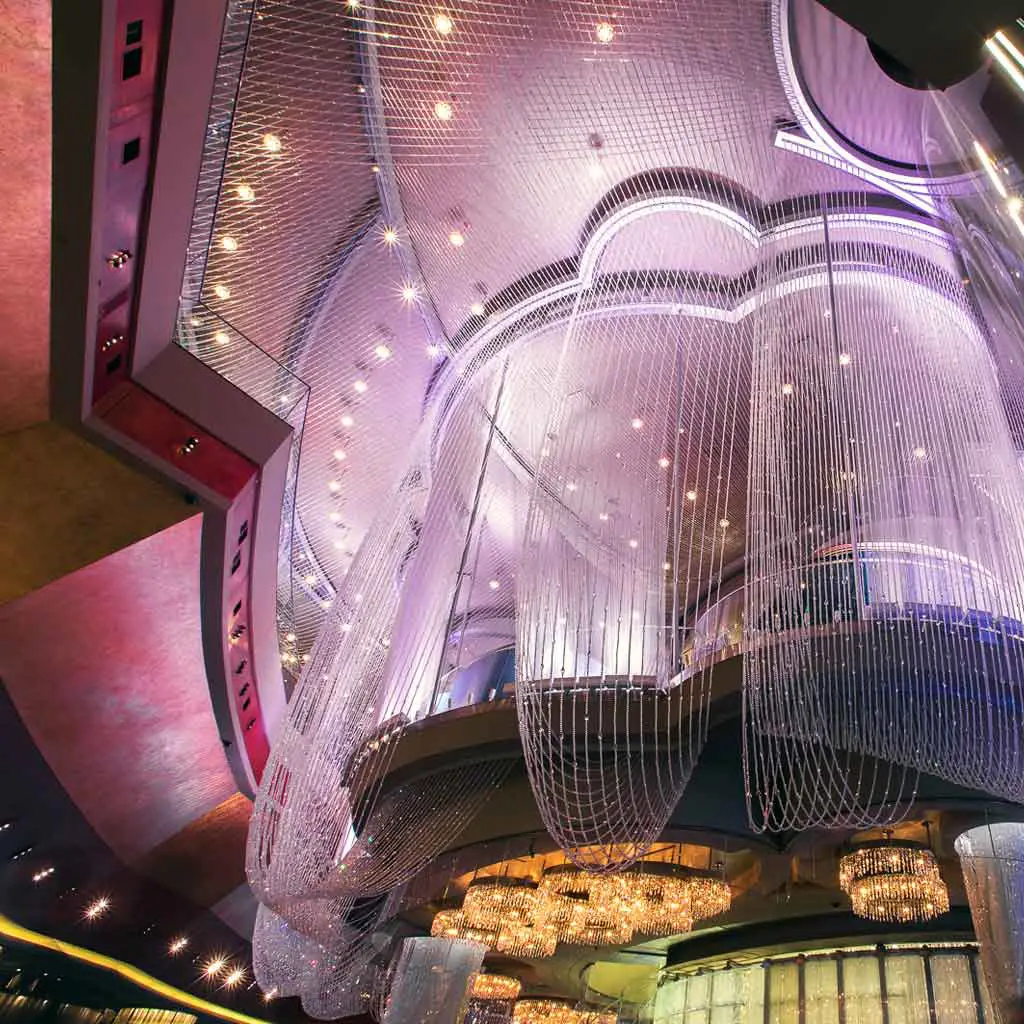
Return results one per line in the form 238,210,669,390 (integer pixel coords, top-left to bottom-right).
955,823,1024,1023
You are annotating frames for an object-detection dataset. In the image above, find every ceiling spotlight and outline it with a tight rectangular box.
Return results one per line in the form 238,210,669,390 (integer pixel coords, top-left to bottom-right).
235,183,255,202
599,512,609,521
329,511,342,523
333,448,347,461
214,331,230,346
913,446,928,460
566,481,578,492
261,133,283,154
686,490,698,501
595,21,615,44
205,958,226,978
353,379,368,394
658,456,671,469
720,518,731,528
304,574,317,587
382,226,399,247
84,897,110,920
631,417,644,430
225,965,245,985
320,600,332,610
781,382,794,396
427,344,441,358
448,230,465,247
32,867,54,883
628,538,639,549
346,0,361,8
328,480,342,493
371,163,381,174
488,579,500,590
220,236,239,253
838,352,852,366
401,283,420,303
263,990,278,1002
433,11,454,35
663,561,672,571
341,414,355,427
374,343,392,360
169,937,188,955
470,302,485,316
433,100,454,121
213,284,231,300
285,632,297,642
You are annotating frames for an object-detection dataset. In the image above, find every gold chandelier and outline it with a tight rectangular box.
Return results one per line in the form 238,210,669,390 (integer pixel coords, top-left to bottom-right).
463,878,547,932
494,919,558,959
512,999,616,1024
470,973,522,1001
839,840,950,924
430,907,498,945
539,866,633,945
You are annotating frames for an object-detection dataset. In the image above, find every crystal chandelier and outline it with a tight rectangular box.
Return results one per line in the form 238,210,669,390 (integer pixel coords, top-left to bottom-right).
462,878,548,932
511,999,616,1024
470,974,522,1001
494,920,558,959
538,866,633,945
430,908,498,946
839,840,950,923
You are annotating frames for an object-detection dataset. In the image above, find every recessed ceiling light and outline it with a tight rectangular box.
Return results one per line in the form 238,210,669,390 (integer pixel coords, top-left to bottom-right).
629,538,638,548
84,897,110,920
262,133,283,153
235,183,255,202
595,21,615,44
329,479,342,492
448,230,465,247
341,414,355,427
663,561,672,571
333,539,345,550
329,511,341,523
169,937,188,955
353,379,368,393
838,352,852,366
382,226,399,247
375,343,392,360
686,490,698,501
488,579,500,590
566,481,577,492
913,446,928,460
782,382,794,395
304,574,317,585
205,959,226,978
333,448,347,461
599,512,609,521
470,302,485,316
285,632,296,642
434,99,454,121
588,160,604,180
658,456,670,469
720,518,730,528
320,600,332,610
401,284,420,303
220,236,239,252
433,11,454,35
631,417,644,429
263,990,278,1003
427,344,441,358
214,331,230,345
213,284,231,300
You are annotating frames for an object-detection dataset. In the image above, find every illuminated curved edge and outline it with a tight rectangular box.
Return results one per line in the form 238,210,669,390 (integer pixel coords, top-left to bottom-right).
0,914,271,1024
770,0,982,211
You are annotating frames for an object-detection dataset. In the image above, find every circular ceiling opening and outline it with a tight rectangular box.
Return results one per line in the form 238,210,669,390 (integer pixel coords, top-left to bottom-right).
867,39,933,91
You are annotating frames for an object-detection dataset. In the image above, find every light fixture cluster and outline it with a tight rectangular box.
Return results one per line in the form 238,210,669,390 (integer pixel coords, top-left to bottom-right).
470,973,521,1001
433,862,730,959
512,999,615,1024
839,840,950,924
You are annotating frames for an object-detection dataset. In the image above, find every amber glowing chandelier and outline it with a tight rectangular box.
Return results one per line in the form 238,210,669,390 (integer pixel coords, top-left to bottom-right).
538,866,633,945
430,908,498,946
470,974,522,1001
839,840,950,924
512,1000,616,1024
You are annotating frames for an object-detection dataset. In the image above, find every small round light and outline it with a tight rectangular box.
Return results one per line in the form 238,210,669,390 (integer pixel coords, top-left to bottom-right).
261,133,283,154
382,226,399,247
781,382,794,396
433,11,454,35
629,538,638,549
427,344,441,358
235,184,255,202
566,481,577,492
631,417,644,429
401,284,420,303
374,343,392,360
588,160,604,180
371,163,381,174
213,284,231,300
720,518,730,528
596,21,615,44
686,490,698,501
353,379,368,394
84,897,110,920
213,331,230,345
320,600,332,610
285,632,297,642
599,512,609,521
449,230,465,247
220,237,238,253
329,511,342,523
488,579,500,590
341,414,355,428
328,480,342,493
658,456,671,469
663,561,672,571
263,990,278,1003
434,100,454,121
333,448,347,461
470,302,485,316
169,937,188,955
205,959,226,978
838,352,852,366
913,446,928,460
304,574,317,585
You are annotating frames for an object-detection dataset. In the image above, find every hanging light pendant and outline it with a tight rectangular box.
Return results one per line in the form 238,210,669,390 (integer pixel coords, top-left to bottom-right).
462,877,548,932
430,908,498,945
839,839,950,924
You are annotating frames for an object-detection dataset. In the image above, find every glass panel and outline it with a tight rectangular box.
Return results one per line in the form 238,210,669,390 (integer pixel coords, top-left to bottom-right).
768,962,800,1024
709,968,740,1024
805,958,840,1024
843,956,884,1024
932,956,981,1024
683,973,710,1024
655,976,686,1023
884,955,930,1024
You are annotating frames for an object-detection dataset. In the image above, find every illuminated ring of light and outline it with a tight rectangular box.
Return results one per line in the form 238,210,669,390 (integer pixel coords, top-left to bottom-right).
0,913,270,1024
